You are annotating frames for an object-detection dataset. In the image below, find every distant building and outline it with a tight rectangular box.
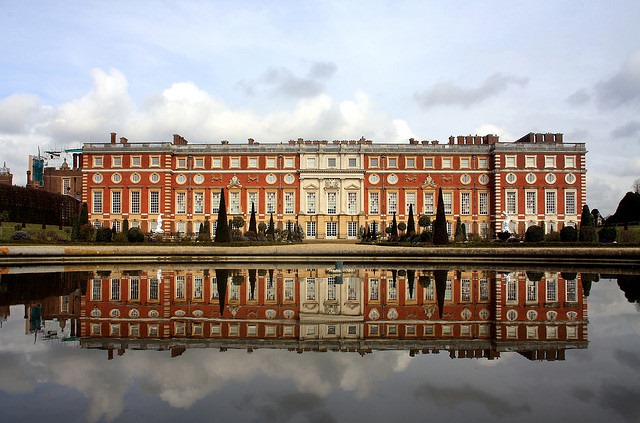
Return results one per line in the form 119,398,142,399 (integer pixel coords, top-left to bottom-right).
81,131,587,239
0,162,12,186
27,149,83,199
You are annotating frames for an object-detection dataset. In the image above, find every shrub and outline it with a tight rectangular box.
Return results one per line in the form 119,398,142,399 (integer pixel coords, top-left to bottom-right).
598,227,617,243
113,232,128,243
546,231,561,242
560,226,578,242
579,226,597,242
619,228,638,244
126,227,145,243
11,231,31,241
78,224,94,242
95,227,113,242
525,225,545,242
14,224,21,231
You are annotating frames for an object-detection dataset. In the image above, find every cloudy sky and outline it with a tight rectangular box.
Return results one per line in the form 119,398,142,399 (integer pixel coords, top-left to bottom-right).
1,1,639,215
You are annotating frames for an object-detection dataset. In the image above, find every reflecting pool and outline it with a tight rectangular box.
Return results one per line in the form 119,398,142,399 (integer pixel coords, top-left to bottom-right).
0,263,639,422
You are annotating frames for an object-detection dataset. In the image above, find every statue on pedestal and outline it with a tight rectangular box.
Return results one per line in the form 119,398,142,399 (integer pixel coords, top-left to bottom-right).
155,214,164,234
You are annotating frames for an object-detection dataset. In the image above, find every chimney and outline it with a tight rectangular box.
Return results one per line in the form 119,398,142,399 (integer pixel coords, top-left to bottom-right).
248,138,255,145
120,137,128,144
111,132,116,144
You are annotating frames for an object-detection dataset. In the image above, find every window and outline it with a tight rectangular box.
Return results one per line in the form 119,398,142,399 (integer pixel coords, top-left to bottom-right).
212,191,220,213
546,278,557,302
460,192,470,215
91,279,101,300
326,222,338,238
387,192,398,214
506,279,517,302
327,192,337,214
150,173,160,184
306,278,316,301
230,191,240,214
194,192,204,214
92,191,103,214
566,279,577,302
478,192,489,215
284,192,295,214
284,278,294,301
149,278,159,301
327,277,337,300
111,191,121,214
479,278,489,301
369,192,379,214
211,277,219,299
149,191,159,214
129,277,140,301
150,156,160,167
546,191,557,214
176,221,186,234
327,157,337,168
505,155,516,168
93,156,103,167
478,158,489,168
110,278,121,301
62,178,71,195
525,156,537,168
306,221,316,238
442,192,452,215
284,157,294,168
386,157,397,168
229,157,240,168
194,157,204,168
347,192,358,215
506,191,517,215
405,157,416,168
460,157,470,168
347,221,358,238
306,192,316,214
248,192,258,213
248,157,258,168
130,193,141,215
177,158,187,168
348,158,357,168
461,279,471,302
131,156,141,167
565,191,576,215
424,157,434,168
176,192,186,214
526,280,537,302
112,156,122,167
306,157,316,168
130,173,141,184
424,192,435,214
406,192,416,215
266,192,276,214
212,157,222,168
545,156,556,168
441,157,452,168
176,276,185,299
369,157,379,168
388,278,397,301
445,279,452,301
369,278,379,301
192,276,203,300
565,156,576,168
526,191,537,215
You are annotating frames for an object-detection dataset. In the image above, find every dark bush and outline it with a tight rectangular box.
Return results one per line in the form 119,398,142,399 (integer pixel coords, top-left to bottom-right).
78,224,94,242
95,227,113,242
560,226,578,242
525,225,545,242
598,227,617,243
10,231,31,241
127,227,145,243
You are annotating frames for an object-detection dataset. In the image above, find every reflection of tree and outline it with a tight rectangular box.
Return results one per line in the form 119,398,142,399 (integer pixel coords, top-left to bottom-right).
215,268,229,315
617,275,640,307
248,269,257,301
407,269,415,299
434,269,448,318
526,271,544,282
580,273,599,297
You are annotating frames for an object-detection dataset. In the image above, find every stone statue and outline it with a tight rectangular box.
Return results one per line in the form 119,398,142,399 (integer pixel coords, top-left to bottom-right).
501,212,510,233
155,214,164,234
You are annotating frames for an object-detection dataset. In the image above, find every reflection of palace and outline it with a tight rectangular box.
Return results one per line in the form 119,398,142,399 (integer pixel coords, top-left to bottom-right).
80,267,589,360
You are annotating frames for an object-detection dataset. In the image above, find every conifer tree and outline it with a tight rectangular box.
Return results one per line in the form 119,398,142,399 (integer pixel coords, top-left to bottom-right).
407,204,416,235
214,188,231,243
579,204,596,242
433,188,448,245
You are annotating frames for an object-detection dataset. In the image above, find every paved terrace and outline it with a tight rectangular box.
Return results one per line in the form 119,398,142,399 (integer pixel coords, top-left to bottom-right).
1,243,639,270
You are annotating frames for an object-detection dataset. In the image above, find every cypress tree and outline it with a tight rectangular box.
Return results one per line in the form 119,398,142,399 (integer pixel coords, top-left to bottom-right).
407,204,416,235
433,188,448,245
248,202,257,233
214,188,231,243
391,212,398,238
579,204,596,242
267,212,275,236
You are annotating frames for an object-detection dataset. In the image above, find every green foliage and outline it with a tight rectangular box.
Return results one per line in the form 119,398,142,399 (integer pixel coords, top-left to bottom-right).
0,210,9,222
398,222,407,233
607,191,640,225
579,205,597,242
214,188,232,243
126,227,145,243
79,203,89,225
95,227,113,242
14,223,22,231
454,217,466,242
432,188,448,245
122,218,129,233
231,216,245,230
560,225,578,242
418,214,431,231
598,226,617,243
407,204,416,235
525,225,545,242
258,222,267,234
78,223,94,242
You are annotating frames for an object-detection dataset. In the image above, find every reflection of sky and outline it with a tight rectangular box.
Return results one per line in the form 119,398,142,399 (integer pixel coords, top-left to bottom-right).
1,279,639,423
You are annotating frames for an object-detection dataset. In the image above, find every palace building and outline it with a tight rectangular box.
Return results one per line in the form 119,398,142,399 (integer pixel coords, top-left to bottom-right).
81,131,587,239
